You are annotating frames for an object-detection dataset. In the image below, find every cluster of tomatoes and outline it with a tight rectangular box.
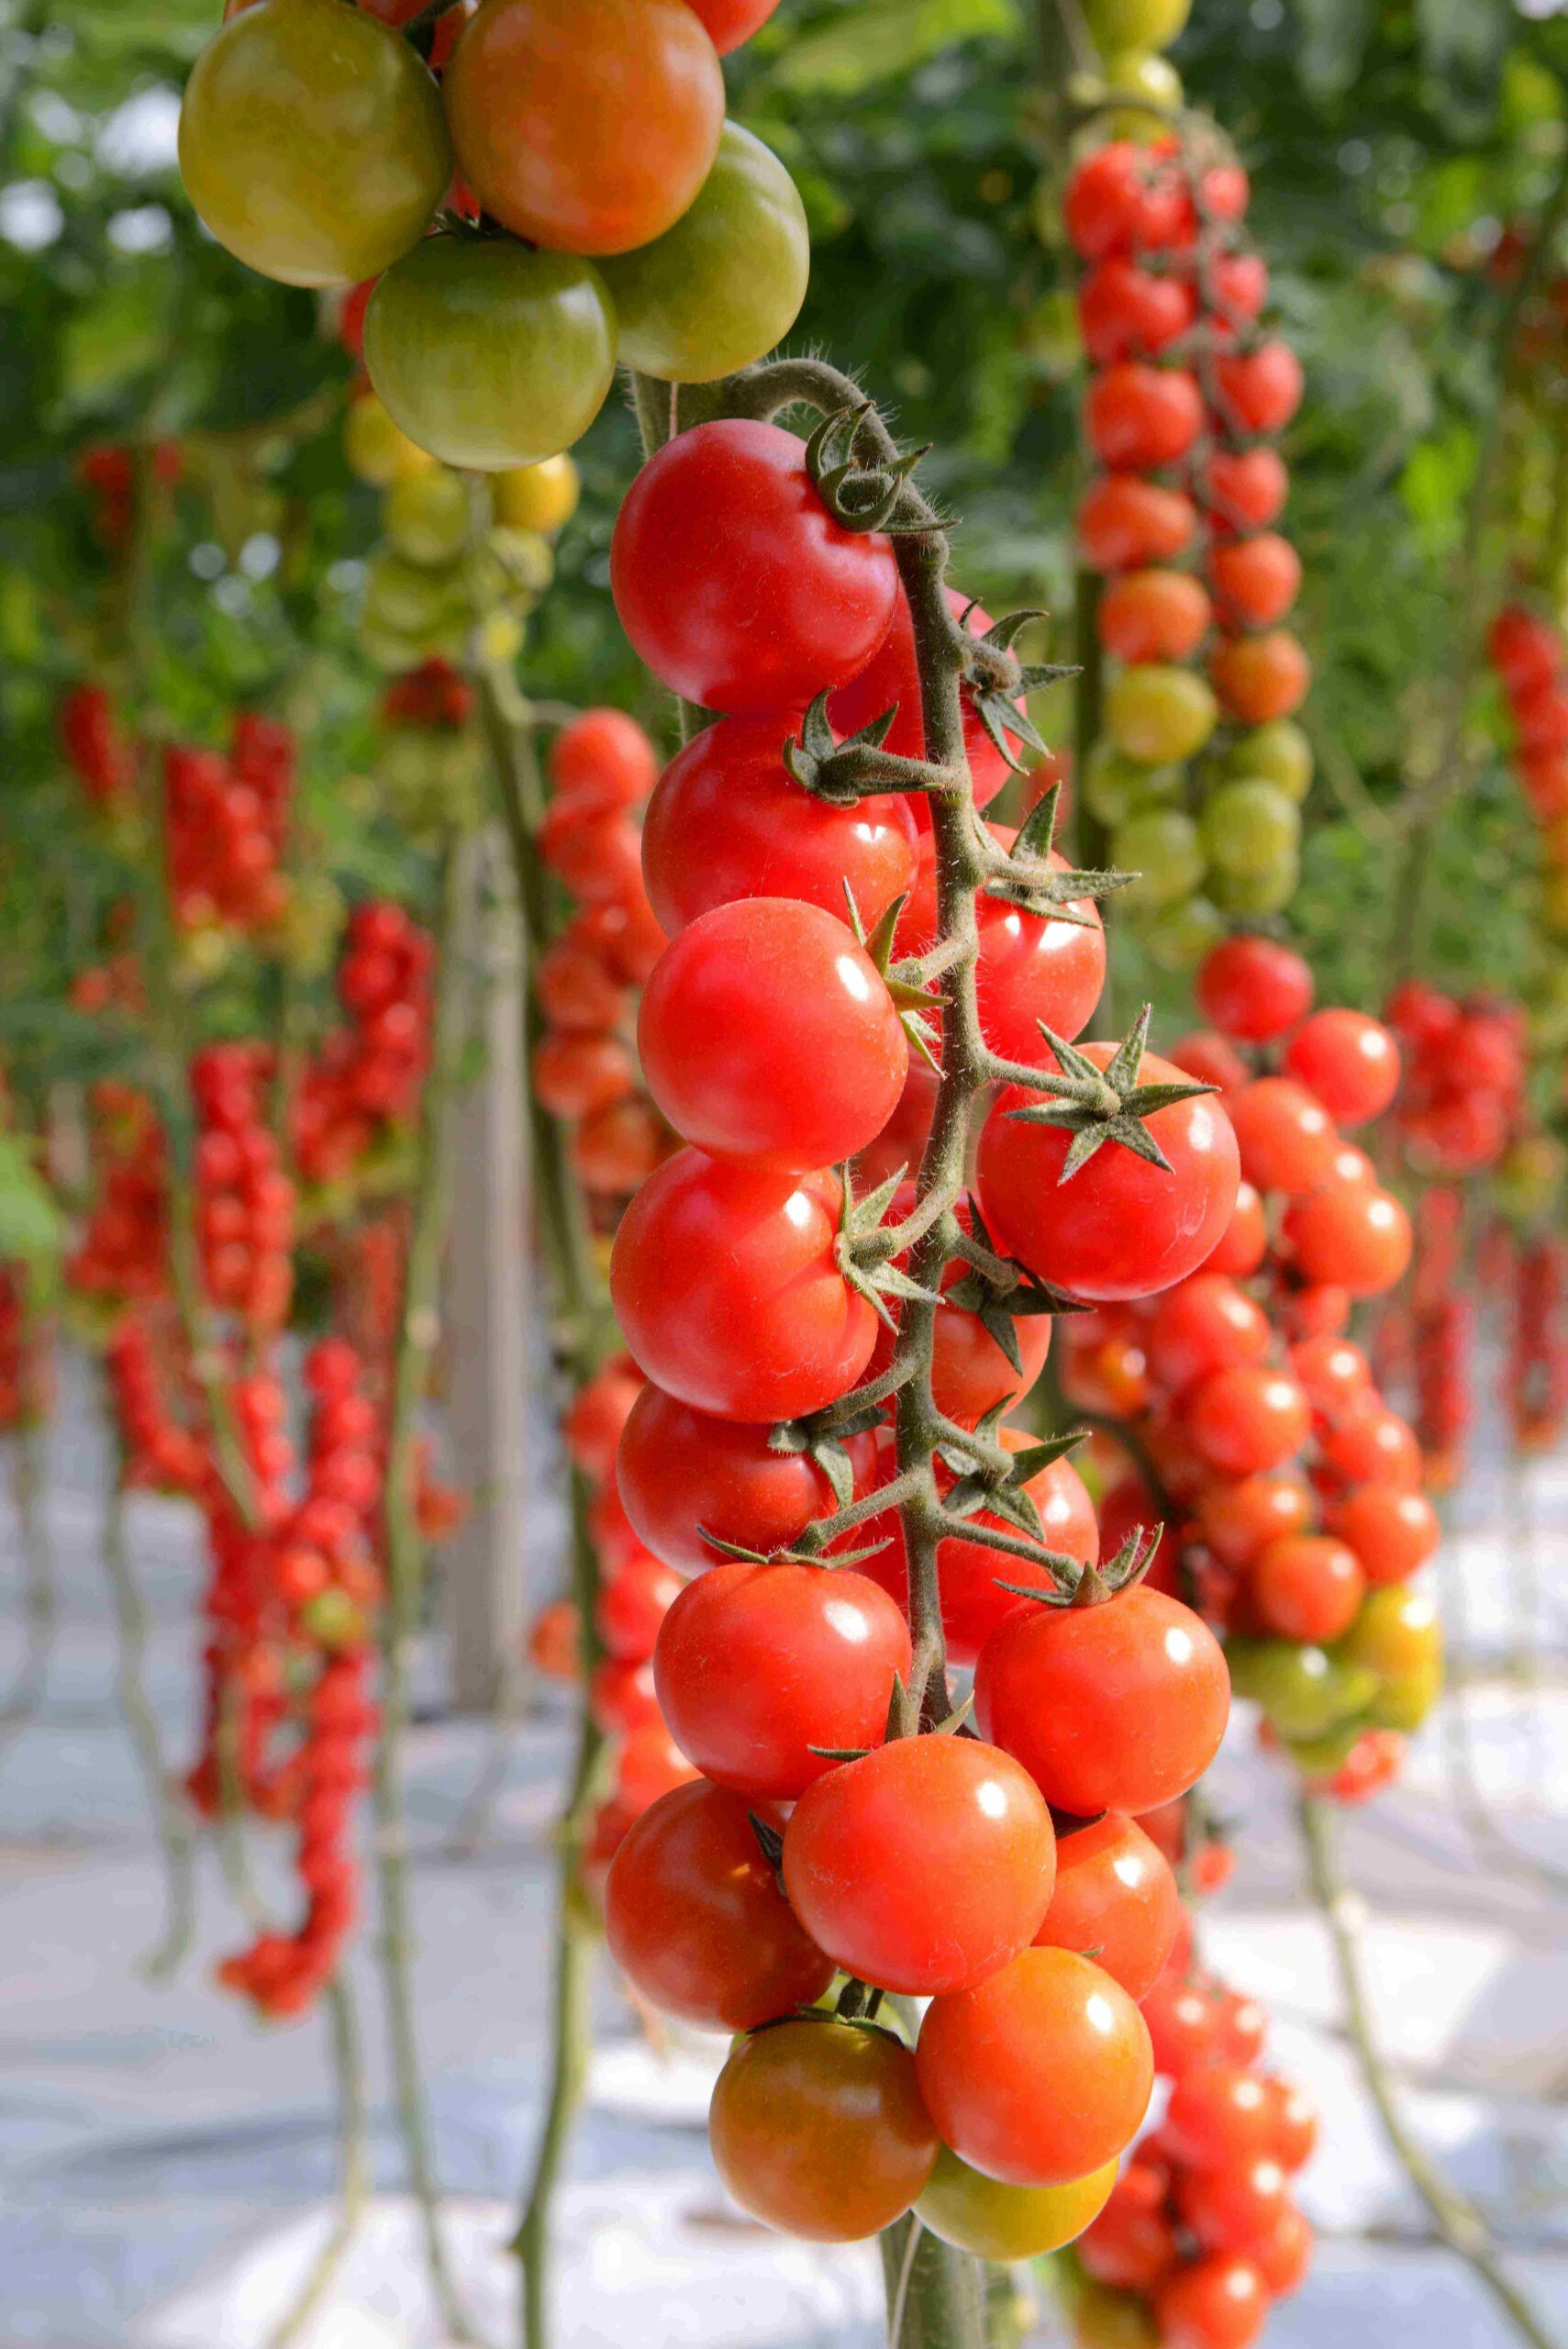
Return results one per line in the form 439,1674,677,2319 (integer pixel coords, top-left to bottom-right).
1507,1231,1568,1451
293,900,435,1186
1490,602,1568,885
70,1087,171,1308
1066,133,1310,963
58,683,134,806
531,707,673,1202
1383,978,1527,1177
184,0,802,478
191,1043,297,1331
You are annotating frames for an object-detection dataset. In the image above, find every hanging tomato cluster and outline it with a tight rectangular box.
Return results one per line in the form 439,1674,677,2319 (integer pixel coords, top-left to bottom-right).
1065,130,1311,965
293,901,435,1186
1384,978,1528,1176
192,1043,297,1330
183,0,803,475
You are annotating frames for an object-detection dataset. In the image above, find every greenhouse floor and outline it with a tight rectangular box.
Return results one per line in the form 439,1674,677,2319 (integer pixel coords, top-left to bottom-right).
4,1357,1568,2349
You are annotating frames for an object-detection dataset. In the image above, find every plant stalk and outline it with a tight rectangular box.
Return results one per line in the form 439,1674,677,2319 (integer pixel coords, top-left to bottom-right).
267,1976,373,2349
0,1419,56,1759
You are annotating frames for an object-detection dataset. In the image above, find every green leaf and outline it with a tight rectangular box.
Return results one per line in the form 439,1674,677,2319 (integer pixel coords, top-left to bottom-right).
765,0,1018,96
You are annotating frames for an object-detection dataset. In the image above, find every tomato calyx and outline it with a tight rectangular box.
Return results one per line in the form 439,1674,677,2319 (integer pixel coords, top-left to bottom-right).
805,400,933,535
783,690,949,809
982,778,1129,930
943,1418,1092,1553
1006,1005,1218,1180
995,1520,1163,1612
835,1161,947,1329
963,607,1076,778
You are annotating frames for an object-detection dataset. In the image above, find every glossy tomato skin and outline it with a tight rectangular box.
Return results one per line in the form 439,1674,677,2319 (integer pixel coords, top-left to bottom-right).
617,1383,877,1575
641,713,917,934
444,0,722,255
598,123,807,381
637,897,907,1169
1329,1484,1440,1586
179,0,451,288
611,421,899,712
604,1781,832,2031
1226,1077,1338,1196
975,1586,1230,1817
864,1210,1058,1429
917,2146,1118,2260
653,1561,911,1800
917,1946,1154,2187
709,2019,937,2242
829,587,1018,823
895,825,1106,1058
1282,1008,1399,1125
1079,475,1197,570
976,1047,1240,1303
1251,1533,1364,1642
1282,1182,1411,1297
609,1152,876,1420
1146,1275,1270,1395
1032,1813,1181,2001
1195,936,1313,1042
364,235,616,470
1185,1364,1311,1477
683,0,781,48
783,1736,1057,1996
1155,2254,1269,2349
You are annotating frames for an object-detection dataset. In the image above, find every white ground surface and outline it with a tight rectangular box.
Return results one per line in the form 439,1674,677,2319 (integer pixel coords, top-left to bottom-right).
3,1353,1568,2347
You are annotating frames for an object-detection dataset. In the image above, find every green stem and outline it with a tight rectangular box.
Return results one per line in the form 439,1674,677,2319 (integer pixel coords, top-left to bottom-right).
267,1976,372,2349
882,2217,985,2349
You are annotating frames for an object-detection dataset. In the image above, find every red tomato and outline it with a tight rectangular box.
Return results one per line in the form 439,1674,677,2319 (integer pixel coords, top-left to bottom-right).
539,800,644,902
1185,1364,1310,1477
549,707,659,808
1264,2076,1319,2172
1142,1972,1225,2078
1226,1077,1338,1196
443,0,723,255
1211,629,1311,724
782,1735,1057,1995
895,823,1106,1060
975,1586,1230,1816
563,1360,643,1481
709,2018,937,2242
1146,1275,1271,1394
1489,603,1560,694
653,1560,911,1800
1207,532,1300,631
611,420,899,712
604,1780,832,2030
615,1721,698,1812
1195,937,1313,1042
864,1199,1057,1430
532,1031,637,1120
590,1654,662,1734
682,0,779,50
1033,1812,1180,2001
640,712,918,934
573,1096,668,1195
1329,1483,1440,1585
852,1058,940,1194
1087,364,1204,470
1078,2160,1180,2290
617,1383,877,1574
1155,2254,1269,2349
1196,1471,1313,1568
609,1152,876,1419
638,897,907,1169
1282,1183,1411,1297
1204,1180,1267,1277
1064,142,1190,260
1251,2205,1313,2296
1202,448,1289,534
1286,1333,1371,1420
917,1946,1154,2186
1213,340,1304,432
1079,257,1197,362
1318,1395,1422,1489
1177,2156,1290,2254
1251,1532,1364,1642
976,1047,1240,1304
1211,249,1268,320
1282,1008,1399,1126
1099,569,1213,663
535,935,625,1032
828,585,1020,822
1165,2065,1280,2168
1078,474,1198,571
595,1551,684,1661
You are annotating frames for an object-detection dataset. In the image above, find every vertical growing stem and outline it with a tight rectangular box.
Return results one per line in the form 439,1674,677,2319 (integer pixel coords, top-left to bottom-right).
268,1976,373,2349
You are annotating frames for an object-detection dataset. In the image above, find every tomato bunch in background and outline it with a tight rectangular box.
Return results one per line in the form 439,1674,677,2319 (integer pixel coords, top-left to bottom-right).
1384,978,1527,1177
1507,1233,1568,1451
182,0,805,473
1064,129,1311,967
293,900,436,1186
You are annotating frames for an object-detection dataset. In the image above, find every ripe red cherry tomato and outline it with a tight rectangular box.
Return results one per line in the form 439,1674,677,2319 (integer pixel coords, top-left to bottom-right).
1211,629,1311,725
595,1551,684,1660
1204,1179,1266,1278
1251,2204,1313,2296
917,1946,1154,2187
1078,474,1197,571
638,897,907,1170
1196,1471,1313,1568
639,713,918,934
1209,532,1302,629
1214,339,1304,432
1264,2075,1319,2172
1195,936,1313,1042
1177,2156,1290,2254
1282,1182,1411,1297
1184,1364,1311,1477
609,1152,876,1420
1286,1333,1371,1420
1064,141,1190,260
1032,1812,1180,2001
1226,1077,1338,1196
1078,2159,1179,2291
1098,569,1212,664
864,1202,1057,1430
1319,1395,1422,1489
1329,1483,1440,1586
1251,1532,1364,1642
976,1046,1240,1303
1202,447,1289,534
1087,364,1204,470
653,1560,911,1800
782,1735,1056,1995
616,1383,877,1575
1165,2064,1280,2167
549,707,659,808
1079,257,1196,362
975,1586,1230,1816
709,2018,937,2241
604,1780,832,2031
1155,2254,1269,2349
1282,1008,1400,1126
895,824,1106,1060
532,1032,636,1121
1146,1275,1271,1395
611,420,899,712
683,0,780,49
443,0,723,255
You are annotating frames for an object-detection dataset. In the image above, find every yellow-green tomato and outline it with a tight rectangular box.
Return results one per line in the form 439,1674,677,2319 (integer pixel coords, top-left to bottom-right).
1103,47,1183,109
493,453,581,536
344,391,436,489
917,2146,1117,2260
365,234,617,473
1106,664,1218,764
1200,779,1302,877
598,123,809,384
1140,891,1225,972
1228,1637,1379,1742
1282,1716,1372,1776
1337,1584,1443,1686
363,550,465,639
1227,718,1313,802
1111,807,1205,910
179,0,450,288
1083,742,1184,827
1209,854,1299,916
1066,2275,1161,2349
383,467,471,567
1084,0,1192,50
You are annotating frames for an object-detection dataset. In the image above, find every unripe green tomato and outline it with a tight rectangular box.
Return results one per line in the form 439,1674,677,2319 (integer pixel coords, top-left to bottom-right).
487,528,556,599
1140,891,1226,972
1200,780,1302,877
300,1587,369,1650
917,2146,1117,2260
1335,1585,1443,1686
1064,2276,1160,2349
344,392,436,489
1208,852,1300,916
1083,0,1192,50
364,551,465,638
1228,1637,1378,1742
1110,807,1205,909
179,0,450,288
1226,718,1313,802
1102,47,1183,109
362,613,467,671
1083,743,1182,827
1282,1716,1373,1776
1366,1663,1442,1733
365,234,617,472
598,123,809,384
383,467,472,567
1106,664,1218,764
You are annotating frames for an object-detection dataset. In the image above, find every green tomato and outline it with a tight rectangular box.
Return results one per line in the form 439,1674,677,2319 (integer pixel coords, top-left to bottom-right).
1365,1664,1442,1732
1083,0,1192,49
1200,780,1302,877
1336,1584,1443,1687
1083,743,1183,827
1140,892,1226,972
1111,807,1205,910
1227,718,1313,802
1209,852,1300,916
365,234,617,473
598,123,809,384
1103,47,1183,104
364,551,464,638
178,0,450,289
1064,2276,1160,2349
1228,1637,1379,1742
1106,664,1218,764
917,2146,1116,2261
1281,1716,1373,1776
383,468,472,567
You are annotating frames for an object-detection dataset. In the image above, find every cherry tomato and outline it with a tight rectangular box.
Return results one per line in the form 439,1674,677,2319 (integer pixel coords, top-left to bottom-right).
1251,1532,1364,1642
1211,630,1311,725
1337,1583,1441,1690
1251,2205,1313,2296
1088,365,1204,470
573,1096,668,1195
1318,1395,1422,1489
1204,1179,1267,1277
782,1735,1057,1995
1195,937,1313,1042
612,421,899,712
1106,665,1218,763
641,713,918,934
1286,1333,1371,1421
1033,1812,1180,2000
617,1383,877,1575
1185,1364,1310,1477
1155,2254,1269,2349
1264,2076,1319,2172
917,1946,1154,2187
1064,142,1190,261
977,1046,1240,1304
598,123,808,382
443,0,723,255
549,708,658,808
1080,257,1196,363
1166,2065,1280,2166
1099,570,1212,663
1329,1484,1440,1586
1177,2157,1289,2254
1078,475,1198,571
709,2018,937,2241
590,1654,661,1735
1078,2159,1180,2290
1197,1472,1313,1568
1142,1971,1226,2078
614,1721,698,1812
653,1560,911,1800
1146,1275,1271,1394
609,1152,876,1420
595,1551,684,1660
531,1032,636,1121
1282,1182,1411,1297
864,1204,1058,1430
365,234,617,470
1214,339,1304,432
975,1586,1230,1816
917,2144,1118,2259
179,0,450,288
683,0,781,50
604,1780,832,2030
1083,0,1192,50
1202,448,1288,535
495,452,581,536
894,823,1106,1059
1282,1008,1399,1126
1226,1077,1338,1196
829,586,1020,822
1209,533,1302,629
